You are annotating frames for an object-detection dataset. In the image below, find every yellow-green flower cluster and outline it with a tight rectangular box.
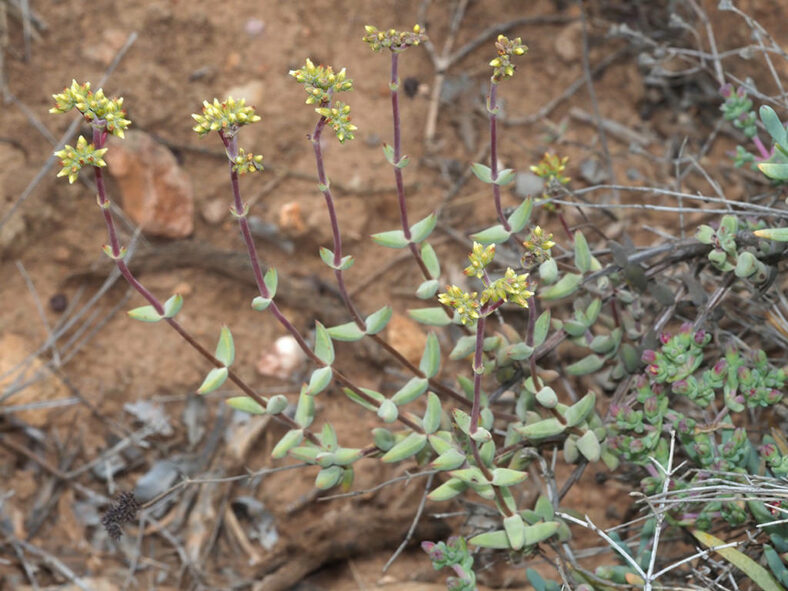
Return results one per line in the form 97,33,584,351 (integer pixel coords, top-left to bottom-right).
530,153,570,186
316,101,358,143
289,58,353,105
489,35,527,83
464,242,496,279
54,135,108,184
192,97,261,136
438,285,481,326
522,226,555,266
362,24,426,52
50,80,131,138
231,148,264,175
481,268,532,308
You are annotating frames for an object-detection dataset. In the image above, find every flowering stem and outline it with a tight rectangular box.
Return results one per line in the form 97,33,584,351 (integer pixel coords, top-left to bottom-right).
308,114,481,415
88,129,321,440
389,52,432,280
310,118,364,327
487,83,510,231
468,306,512,516
219,132,423,434
470,314,486,434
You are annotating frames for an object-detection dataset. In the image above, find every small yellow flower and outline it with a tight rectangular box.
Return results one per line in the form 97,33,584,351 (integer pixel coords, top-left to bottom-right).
362,24,426,52
192,97,261,137
490,35,528,83
290,59,353,105
54,135,108,184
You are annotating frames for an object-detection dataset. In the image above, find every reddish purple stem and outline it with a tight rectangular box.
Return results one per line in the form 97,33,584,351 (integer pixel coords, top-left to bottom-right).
488,83,510,231
389,52,432,279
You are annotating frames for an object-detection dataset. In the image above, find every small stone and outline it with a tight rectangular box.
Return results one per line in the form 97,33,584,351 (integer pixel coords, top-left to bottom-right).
0,333,71,427
403,77,419,98
279,202,305,235
225,52,242,71
257,336,307,380
201,198,227,225
52,246,71,263
224,80,265,107
173,282,193,297
105,130,194,239
386,314,427,366
49,293,68,313
245,18,265,36
555,21,583,63
579,158,609,184
514,172,544,198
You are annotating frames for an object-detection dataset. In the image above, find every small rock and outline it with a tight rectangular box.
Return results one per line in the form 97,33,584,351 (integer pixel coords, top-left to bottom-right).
225,52,242,71
0,333,71,427
278,201,306,235
173,282,193,297
106,130,194,239
257,336,307,380
513,171,544,198
52,245,71,263
554,21,583,63
245,18,265,36
579,158,609,184
201,198,228,225
224,80,265,107
124,400,174,436
386,314,427,366
49,293,68,313
403,77,419,98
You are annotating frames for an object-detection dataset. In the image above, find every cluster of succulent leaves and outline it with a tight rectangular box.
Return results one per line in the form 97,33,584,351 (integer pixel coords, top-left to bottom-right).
696,214,787,282
605,321,788,581
421,537,476,591
720,83,788,182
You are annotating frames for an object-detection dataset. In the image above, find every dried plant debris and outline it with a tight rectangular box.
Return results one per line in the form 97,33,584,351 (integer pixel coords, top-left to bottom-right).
101,491,140,541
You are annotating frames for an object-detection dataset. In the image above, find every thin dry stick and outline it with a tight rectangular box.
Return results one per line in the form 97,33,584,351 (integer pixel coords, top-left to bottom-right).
558,511,648,581
383,472,435,572
644,430,676,591
6,537,93,591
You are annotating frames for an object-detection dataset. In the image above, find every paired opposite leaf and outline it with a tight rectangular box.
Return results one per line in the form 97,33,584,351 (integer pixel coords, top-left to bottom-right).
128,293,183,323
226,396,265,415
214,325,235,367
314,322,335,365
381,432,427,463
162,294,184,319
507,198,534,233
420,333,441,378
327,321,365,342
421,242,441,278
471,162,493,184
371,229,409,248
408,307,452,326
470,224,511,245
197,367,229,394
410,213,437,244
365,306,392,335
